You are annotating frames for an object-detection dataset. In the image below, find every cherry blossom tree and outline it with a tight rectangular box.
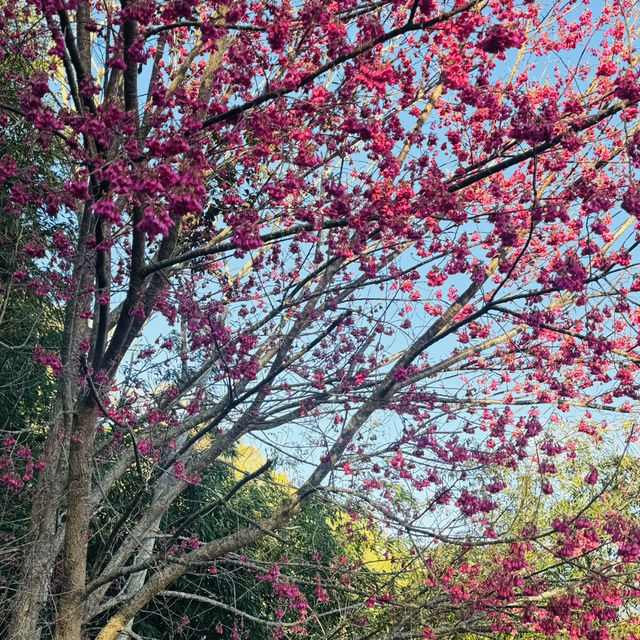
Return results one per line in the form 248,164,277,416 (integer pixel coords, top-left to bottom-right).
3,0,640,637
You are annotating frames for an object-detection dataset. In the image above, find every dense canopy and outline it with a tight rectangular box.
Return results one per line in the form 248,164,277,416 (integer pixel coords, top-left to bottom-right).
2,0,640,638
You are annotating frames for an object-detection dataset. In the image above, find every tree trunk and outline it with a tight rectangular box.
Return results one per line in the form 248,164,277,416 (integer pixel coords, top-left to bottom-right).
6,408,71,640
55,400,97,640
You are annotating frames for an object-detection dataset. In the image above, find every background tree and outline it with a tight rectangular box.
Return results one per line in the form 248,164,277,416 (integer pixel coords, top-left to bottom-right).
116,446,399,640
0,3,65,441
0,4,66,601
3,0,640,639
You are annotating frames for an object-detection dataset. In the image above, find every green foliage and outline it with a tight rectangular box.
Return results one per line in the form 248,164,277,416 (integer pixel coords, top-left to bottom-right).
0,28,67,634
112,448,390,640
0,33,65,437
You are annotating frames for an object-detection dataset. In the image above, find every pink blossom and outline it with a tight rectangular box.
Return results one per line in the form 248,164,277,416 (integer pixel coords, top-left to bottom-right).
91,199,122,225
33,346,62,376
137,208,173,237
478,23,526,54
585,467,599,485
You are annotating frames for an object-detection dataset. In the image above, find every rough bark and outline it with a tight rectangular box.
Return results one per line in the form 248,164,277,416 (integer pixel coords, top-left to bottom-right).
55,400,97,640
